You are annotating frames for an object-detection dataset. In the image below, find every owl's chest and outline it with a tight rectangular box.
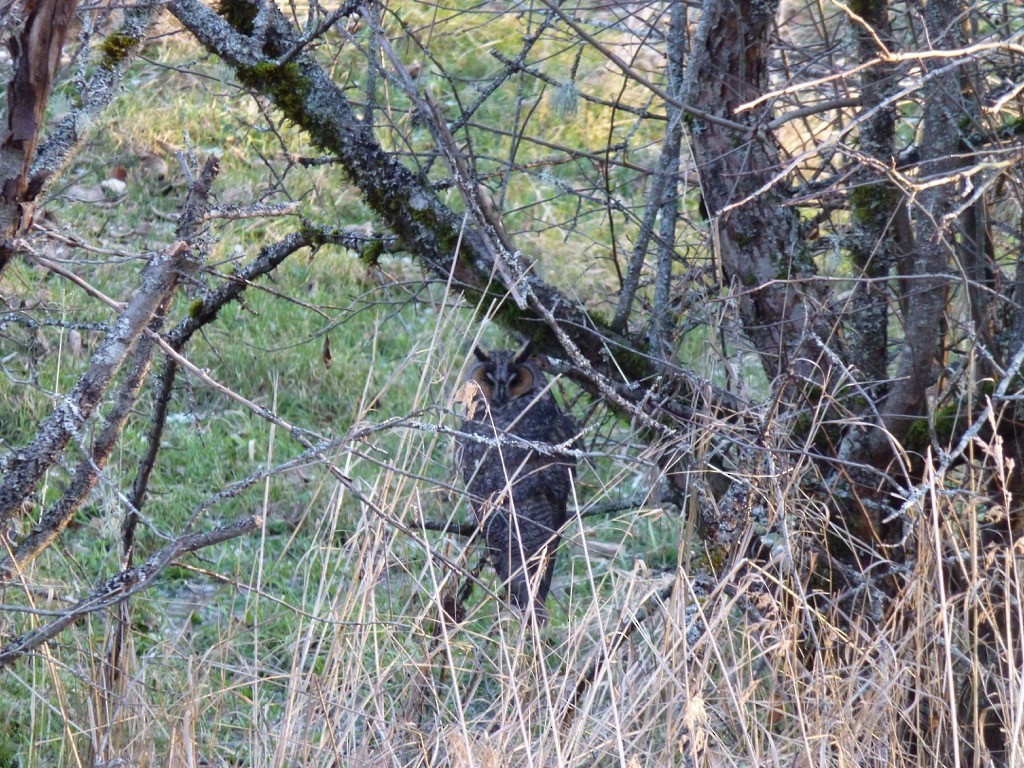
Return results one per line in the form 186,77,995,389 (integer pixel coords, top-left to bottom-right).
461,395,559,443
458,397,569,487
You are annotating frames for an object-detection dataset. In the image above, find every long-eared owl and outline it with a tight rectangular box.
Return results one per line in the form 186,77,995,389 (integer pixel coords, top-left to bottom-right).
455,342,577,620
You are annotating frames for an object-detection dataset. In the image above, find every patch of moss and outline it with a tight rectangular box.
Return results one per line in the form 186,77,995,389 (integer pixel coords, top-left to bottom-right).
98,31,138,70
904,402,970,453
932,403,961,444
849,182,898,234
360,238,385,267
608,343,656,381
236,61,310,122
703,544,730,573
904,418,931,454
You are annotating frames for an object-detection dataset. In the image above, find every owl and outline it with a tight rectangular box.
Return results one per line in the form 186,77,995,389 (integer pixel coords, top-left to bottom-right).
455,342,577,620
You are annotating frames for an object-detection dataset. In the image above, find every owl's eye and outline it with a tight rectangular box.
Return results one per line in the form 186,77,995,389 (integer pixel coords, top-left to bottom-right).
483,372,496,385
509,366,534,396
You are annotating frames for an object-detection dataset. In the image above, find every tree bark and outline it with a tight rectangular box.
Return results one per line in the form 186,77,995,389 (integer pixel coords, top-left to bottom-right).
684,0,836,385
845,0,910,384
866,0,964,461
0,0,77,273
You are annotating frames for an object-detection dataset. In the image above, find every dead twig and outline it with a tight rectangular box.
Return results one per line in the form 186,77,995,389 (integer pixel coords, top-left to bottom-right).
0,513,262,669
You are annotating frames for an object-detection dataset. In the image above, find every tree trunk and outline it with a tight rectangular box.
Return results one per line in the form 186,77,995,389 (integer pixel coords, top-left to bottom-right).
845,0,910,385
684,0,835,384
0,0,78,274
866,0,964,461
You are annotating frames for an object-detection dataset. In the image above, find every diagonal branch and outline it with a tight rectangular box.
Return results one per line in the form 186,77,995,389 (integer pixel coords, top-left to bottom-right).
0,239,193,530
0,513,263,669
125,229,317,566
166,0,639,376
0,326,156,580
0,157,218,550
28,4,161,196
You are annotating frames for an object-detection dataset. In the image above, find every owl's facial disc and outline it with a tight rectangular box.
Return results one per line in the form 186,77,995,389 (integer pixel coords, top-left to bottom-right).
472,365,495,401
508,365,534,398
467,346,537,407
492,369,509,404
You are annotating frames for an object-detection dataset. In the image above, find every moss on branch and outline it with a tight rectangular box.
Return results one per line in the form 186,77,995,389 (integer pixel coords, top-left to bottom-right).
97,32,139,70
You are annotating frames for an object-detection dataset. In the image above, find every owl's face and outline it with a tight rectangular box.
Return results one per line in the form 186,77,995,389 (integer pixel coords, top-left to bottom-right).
469,343,540,408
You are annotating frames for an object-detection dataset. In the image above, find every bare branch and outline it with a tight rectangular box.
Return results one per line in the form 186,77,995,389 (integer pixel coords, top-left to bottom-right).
0,513,263,669
0,156,219,569
0,239,193,530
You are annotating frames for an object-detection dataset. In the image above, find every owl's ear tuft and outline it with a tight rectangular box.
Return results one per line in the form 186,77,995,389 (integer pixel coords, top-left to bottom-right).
513,340,535,366
472,346,490,363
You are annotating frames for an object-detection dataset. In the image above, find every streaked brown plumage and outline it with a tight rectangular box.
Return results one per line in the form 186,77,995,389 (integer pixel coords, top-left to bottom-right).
455,342,577,620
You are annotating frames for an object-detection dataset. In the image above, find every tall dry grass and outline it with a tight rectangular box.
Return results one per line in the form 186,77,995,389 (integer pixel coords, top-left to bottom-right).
21,296,1010,768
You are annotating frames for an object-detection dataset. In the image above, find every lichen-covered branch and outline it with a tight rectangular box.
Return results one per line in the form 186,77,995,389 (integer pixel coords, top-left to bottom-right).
0,158,218,549
125,229,317,565
0,240,193,531
0,330,155,580
166,0,649,382
28,4,160,195
0,513,263,669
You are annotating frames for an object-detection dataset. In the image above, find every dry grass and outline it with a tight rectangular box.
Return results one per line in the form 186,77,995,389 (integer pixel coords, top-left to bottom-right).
19,312,1014,768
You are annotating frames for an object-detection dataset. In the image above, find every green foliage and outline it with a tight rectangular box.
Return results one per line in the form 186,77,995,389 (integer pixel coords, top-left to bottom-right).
97,31,139,70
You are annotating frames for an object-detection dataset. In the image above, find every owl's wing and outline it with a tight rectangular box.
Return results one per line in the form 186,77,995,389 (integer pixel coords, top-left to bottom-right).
550,410,579,463
454,417,483,485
